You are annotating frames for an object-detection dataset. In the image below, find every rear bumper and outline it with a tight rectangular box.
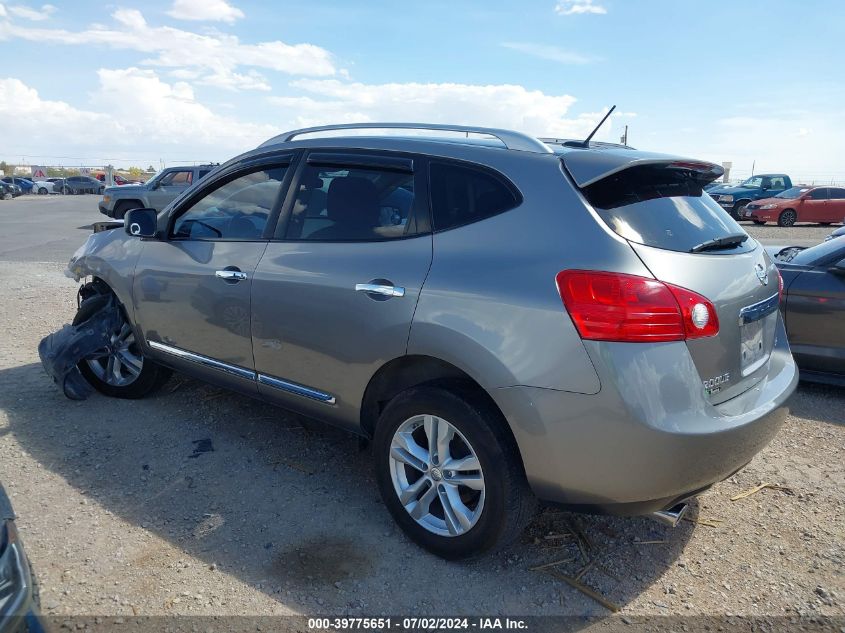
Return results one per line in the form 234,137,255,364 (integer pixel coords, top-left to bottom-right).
494,316,798,514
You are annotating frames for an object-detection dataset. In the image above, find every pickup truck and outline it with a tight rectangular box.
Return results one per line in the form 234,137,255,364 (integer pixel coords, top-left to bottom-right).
98,164,217,218
708,173,793,218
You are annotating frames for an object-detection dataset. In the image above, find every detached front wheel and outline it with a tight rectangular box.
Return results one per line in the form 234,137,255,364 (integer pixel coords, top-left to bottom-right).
73,293,171,398
374,386,535,559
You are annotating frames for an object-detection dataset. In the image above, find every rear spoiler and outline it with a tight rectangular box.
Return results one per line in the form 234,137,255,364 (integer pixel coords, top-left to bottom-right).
561,147,724,188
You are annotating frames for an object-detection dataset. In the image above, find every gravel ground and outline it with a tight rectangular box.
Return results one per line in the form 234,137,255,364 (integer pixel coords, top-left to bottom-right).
0,197,842,622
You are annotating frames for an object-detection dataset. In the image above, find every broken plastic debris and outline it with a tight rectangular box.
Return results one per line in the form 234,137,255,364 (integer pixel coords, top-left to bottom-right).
37,294,121,400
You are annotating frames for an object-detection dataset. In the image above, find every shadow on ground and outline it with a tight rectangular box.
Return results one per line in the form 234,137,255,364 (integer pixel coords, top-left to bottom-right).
0,362,697,616
788,382,845,426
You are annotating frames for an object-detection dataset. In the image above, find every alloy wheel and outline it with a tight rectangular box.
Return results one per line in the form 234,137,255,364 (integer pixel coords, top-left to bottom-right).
85,322,144,386
388,414,485,537
780,210,797,227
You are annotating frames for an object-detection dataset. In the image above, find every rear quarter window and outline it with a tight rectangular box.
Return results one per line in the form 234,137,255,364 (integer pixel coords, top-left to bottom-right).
582,164,755,254
429,162,520,232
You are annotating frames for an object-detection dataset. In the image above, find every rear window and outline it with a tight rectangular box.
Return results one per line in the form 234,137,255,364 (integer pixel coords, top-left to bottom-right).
582,164,754,254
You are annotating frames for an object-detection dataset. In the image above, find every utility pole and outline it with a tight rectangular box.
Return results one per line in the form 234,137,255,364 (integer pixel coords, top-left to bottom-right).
751,160,756,177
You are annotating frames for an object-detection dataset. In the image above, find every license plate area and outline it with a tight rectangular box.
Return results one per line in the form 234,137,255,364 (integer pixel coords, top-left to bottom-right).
740,319,767,375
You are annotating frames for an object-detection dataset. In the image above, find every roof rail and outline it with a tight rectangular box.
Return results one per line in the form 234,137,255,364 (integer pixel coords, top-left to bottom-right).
262,122,552,154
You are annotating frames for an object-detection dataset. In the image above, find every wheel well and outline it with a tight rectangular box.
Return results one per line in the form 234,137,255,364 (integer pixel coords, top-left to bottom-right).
360,355,524,467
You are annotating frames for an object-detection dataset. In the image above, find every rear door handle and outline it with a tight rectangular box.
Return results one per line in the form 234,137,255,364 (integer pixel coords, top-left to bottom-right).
355,283,405,298
215,269,248,282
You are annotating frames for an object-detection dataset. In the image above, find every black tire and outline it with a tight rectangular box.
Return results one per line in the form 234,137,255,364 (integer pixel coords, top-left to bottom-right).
98,186,105,195
820,222,831,226
38,187,48,195
778,209,798,227
114,200,142,219
60,186,69,195
732,200,751,220
373,385,536,559
753,220,766,225
73,292,171,399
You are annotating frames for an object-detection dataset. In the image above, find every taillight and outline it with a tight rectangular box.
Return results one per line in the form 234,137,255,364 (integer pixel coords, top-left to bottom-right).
555,270,719,343
777,268,784,303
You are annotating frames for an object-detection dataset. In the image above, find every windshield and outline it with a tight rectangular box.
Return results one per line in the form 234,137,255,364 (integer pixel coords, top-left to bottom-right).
790,235,845,266
775,187,808,199
740,176,764,188
582,164,756,254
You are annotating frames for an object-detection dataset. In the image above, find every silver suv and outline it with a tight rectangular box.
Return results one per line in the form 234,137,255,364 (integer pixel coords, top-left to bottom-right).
98,164,217,218
68,123,797,559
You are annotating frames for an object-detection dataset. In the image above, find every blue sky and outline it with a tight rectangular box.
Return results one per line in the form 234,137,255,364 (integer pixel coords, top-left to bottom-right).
1,0,843,180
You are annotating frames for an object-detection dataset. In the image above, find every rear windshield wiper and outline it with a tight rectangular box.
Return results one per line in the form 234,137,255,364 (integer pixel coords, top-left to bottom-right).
690,233,748,253
690,234,749,253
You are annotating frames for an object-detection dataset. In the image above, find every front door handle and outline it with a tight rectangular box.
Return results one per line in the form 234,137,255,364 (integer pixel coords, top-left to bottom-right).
215,269,248,282
355,283,405,298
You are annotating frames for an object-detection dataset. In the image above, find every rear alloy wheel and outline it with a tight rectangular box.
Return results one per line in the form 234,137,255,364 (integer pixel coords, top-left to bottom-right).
778,209,798,227
38,187,48,195
74,293,171,398
374,386,535,559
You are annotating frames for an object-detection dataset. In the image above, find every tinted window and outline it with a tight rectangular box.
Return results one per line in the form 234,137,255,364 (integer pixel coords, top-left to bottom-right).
583,164,754,254
429,162,519,231
171,167,287,240
161,170,193,187
198,169,212,179
285,165,416,241
809,188,829,200
829,188,845,200
769,176,786,189
775,187,809,198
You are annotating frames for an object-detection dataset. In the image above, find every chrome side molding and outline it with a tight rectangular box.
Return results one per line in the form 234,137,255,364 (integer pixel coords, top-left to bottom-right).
148,341,255,380
257,374,336,404
148,340,336,405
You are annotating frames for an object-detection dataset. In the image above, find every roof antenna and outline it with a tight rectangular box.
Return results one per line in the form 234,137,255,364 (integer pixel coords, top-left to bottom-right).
573,105,616,148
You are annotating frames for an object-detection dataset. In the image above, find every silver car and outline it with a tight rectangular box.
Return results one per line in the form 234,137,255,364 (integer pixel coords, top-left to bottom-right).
67,123,797,559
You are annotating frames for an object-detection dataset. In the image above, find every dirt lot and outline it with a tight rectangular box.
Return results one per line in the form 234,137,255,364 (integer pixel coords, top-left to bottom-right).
0,195,842,622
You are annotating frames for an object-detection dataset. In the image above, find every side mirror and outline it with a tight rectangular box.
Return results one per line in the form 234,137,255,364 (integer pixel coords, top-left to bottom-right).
124,208,158,238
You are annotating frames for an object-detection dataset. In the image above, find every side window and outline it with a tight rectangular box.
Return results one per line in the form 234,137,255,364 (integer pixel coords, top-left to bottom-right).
171,166,287,240
810,188,829,200
770,176,786,189
285,164,416,241
828,188,845,200
198,169,212,180
160,170,193,187
429,162,520,232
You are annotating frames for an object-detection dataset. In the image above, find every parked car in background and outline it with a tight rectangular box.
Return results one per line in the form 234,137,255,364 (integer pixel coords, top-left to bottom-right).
31,180,55,195
70,122,797,559
824,225,845,242
0,483,43,633
0,177,34,194
60,176,104,195
769,236,845,384
0,182,13,200
743,186,845,227
0,182,23,197
98,164,217,218
708,174,793,218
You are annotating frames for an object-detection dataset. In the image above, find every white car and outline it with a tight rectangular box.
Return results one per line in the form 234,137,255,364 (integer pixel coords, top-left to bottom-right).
32,180,55,195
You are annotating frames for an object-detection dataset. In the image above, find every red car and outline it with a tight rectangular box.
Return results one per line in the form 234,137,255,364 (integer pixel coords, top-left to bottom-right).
95,173,132,186
743,185,845,226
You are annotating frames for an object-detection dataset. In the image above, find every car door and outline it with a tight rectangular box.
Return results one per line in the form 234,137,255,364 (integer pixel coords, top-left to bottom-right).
132,156,295,394
251,150,433,430
784,247,845,375
802,188,829,223
826,187,845,223
148,168,194,210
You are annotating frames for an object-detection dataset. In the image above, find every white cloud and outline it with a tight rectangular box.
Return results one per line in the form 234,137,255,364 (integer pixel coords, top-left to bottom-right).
0,8,336,91
554,0,607,15
270,79,606,140
502,42,596,65
5,3,56,21
166,0,244,23
0,71,277,163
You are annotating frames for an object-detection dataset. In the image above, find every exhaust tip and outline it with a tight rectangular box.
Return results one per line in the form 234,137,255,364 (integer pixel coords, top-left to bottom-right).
651,502,689,528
